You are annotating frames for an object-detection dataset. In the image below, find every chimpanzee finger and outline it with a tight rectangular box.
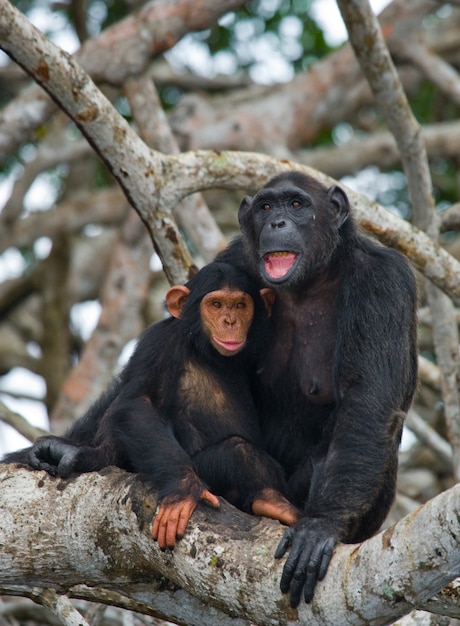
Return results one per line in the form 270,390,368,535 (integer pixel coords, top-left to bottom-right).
29,458,58,476
302,537,336,603
303,543,326,604
318,537,335,580
153,504,177,549
163,504,181,548
175,499,196,540
278,536,306,596
199,489,220,510
288,548,312,608
56,450,79,478
152,499,197,548
274,526,294,560
151,505,167,546
27,444,52,472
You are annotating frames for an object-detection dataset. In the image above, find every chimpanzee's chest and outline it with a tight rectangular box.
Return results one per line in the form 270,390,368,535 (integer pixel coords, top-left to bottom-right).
264,291,339,405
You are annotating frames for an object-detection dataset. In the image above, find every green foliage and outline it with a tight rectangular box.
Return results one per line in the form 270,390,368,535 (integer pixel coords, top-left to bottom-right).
409,81,442,125
98,0,131,29
0,154,18,177
432,158,459,204
202,0,333,74
9,0,459,202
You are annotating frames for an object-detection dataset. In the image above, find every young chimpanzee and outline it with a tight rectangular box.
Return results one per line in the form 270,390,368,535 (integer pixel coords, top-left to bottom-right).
3,262,299,548
217,172,418,606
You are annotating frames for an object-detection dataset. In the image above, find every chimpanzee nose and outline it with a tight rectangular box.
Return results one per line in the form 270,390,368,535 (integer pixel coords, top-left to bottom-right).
271,219,286,229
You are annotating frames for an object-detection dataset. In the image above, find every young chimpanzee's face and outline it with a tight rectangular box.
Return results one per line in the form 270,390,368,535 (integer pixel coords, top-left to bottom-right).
199,287,254,356
165,262,274,359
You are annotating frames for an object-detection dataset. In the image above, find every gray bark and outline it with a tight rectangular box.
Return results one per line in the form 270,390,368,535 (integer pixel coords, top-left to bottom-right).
1,465,460,625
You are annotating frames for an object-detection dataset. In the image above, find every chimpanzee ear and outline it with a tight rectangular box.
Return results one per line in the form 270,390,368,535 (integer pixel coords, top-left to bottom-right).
260,288,275,317
238,196,254,237
327,185,349,228
166,286,191,318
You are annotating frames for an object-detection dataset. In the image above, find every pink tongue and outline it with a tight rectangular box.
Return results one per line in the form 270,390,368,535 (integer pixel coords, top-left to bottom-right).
264,253,297,279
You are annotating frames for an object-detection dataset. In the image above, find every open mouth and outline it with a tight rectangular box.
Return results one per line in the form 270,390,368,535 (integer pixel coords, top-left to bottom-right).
263,251,298,281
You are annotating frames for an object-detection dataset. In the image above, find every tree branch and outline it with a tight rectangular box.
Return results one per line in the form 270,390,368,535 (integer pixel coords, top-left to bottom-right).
338,0,460,478
3,1,460,303
0,0,248,160
1,466,460,625
0,0,194,286
37,589,91,626
0,400,47,442
124,72,226,262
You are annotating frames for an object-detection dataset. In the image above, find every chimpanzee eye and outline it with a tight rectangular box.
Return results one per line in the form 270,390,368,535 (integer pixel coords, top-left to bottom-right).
211,301,221,308
262,203,271,211
292,200,301,209
236,302,246,309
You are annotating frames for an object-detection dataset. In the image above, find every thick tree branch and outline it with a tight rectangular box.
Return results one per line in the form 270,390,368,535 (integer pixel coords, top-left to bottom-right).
49,213,152,431
0,0,193,286
0,0,248,160
124,72,226,262
2,1,460,303
338,0,460,479
296,120,460,179
1,466,460,625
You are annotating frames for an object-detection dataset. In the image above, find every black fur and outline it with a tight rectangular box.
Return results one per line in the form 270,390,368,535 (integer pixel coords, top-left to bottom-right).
216,172,418,606
3,263,287,515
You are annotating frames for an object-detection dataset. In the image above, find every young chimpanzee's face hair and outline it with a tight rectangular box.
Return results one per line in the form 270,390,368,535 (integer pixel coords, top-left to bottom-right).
166,262,274,357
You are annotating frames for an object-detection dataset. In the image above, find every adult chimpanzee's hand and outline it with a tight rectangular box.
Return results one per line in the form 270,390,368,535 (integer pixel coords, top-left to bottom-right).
27,436,79,478
274,517,338,607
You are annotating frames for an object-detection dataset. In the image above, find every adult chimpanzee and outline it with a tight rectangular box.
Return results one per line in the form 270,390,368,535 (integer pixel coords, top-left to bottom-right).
216,171,418,607
3,262,300,548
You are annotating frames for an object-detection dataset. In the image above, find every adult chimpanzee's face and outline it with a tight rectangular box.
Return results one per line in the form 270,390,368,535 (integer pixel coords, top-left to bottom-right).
249,185,314,283
238,174,350,288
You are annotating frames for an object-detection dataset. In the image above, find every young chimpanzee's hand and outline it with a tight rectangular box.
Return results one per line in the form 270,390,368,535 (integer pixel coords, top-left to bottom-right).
152,489,220,549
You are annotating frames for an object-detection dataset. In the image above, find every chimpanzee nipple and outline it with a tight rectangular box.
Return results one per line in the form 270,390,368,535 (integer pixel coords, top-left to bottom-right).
309,380,319,395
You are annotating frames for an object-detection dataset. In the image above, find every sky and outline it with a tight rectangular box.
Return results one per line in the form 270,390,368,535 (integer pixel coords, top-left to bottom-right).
0,0,397,454
313,0,390,45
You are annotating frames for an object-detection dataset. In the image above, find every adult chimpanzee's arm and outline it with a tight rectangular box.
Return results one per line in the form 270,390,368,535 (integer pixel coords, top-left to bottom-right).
276,249,418,606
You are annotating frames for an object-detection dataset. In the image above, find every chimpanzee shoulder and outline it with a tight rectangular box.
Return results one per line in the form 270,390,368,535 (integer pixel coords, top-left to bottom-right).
215,172,418,607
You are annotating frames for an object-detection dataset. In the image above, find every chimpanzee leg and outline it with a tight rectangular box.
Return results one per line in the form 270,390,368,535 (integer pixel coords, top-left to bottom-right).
193,436,300,525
